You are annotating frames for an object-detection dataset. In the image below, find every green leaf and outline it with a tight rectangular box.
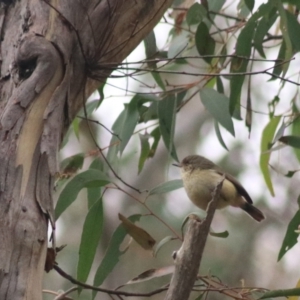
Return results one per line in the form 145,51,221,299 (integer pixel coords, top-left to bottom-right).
272,41,286,78
88,158,104,208
149,179,183,196
279,135,300,149
214,121,228,150
208,0,225,15
186,3,207,26
286,10,300,53
277,2,293,76
60,153,84,174
144,31,165,90
200,88,235,136
55,169,110,220
168,34,189,58
72,117,80,140
292,106,300,162
149,127,161,158
260,288,300,299
96,81,106,109
244,0,254,11
210,230,229,238
138,133,151,174
92,215,142,299
80,99,102,116
153,236,174,257
195,22,215,64
254,9,278,58
260,116,281,196
157,95,179,161
216,76,224,94
278,204,300,261
118,104,139,154
229,20,256,114
77,197,104,284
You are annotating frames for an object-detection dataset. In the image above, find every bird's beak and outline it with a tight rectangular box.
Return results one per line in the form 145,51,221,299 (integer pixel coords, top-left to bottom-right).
172,163,181,168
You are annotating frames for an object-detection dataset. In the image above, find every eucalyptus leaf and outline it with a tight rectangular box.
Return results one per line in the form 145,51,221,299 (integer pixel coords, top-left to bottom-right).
92,215,142,299
77,197,103,284
55,169,110,220
200,88,235,136
149,179,183,195
260,116,281,196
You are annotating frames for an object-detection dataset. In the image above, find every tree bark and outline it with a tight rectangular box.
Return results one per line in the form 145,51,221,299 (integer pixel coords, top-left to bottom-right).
165,179,224,300
0,1,173,299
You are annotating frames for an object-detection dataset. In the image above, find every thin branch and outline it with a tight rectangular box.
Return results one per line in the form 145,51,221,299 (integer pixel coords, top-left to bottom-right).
265,71,300,86
54,287,78,300
165,177,225,300
99,55,282,67
105,57,293,79
76,116,121,139
53,264,167,297
110,184,182,240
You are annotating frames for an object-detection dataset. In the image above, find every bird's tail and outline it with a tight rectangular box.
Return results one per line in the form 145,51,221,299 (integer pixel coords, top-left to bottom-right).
242,202,265,222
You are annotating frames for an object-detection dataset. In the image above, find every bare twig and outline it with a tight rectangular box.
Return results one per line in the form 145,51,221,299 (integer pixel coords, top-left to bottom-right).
53,264,167,297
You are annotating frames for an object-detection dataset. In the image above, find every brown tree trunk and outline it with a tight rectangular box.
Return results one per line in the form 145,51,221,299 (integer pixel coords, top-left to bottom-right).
0,1,172,299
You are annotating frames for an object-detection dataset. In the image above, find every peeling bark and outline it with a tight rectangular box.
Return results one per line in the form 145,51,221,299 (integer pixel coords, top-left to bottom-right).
0,0,173,299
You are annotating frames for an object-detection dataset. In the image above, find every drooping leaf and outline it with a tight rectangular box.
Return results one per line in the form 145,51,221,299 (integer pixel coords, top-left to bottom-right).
88,158,104,208
138,133,151,173
144,30,165,90
80,99,103,116
55,169,110,220
272,41,286,78
186,3,207,26
118,103,139,154
244,0,254,12
92,215,142,299
60,153,84,175
276,2,293,76
168,34,189,58
149,179,183,196
210,230,229,238
200,88,235,136
260,116,281,196
216,76,224,94
238,0,252,18
292,105,300,162
214,121,228,151
195,22,215,64
140,100,158,123
208,0,225,17
77,197,104,284
254,9,278,58
157,95,179,161
96,81,106,109
153,236,174,257
118,213,156,250
149,126,161,158
278,199,300,261
72,117,80,140
229,20,256,114
279,136,300,149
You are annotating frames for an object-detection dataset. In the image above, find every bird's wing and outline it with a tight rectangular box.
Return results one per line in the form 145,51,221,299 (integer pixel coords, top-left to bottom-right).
216,170,253,204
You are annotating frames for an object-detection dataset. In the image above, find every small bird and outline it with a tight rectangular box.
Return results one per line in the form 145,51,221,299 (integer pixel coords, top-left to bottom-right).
173,155,265,222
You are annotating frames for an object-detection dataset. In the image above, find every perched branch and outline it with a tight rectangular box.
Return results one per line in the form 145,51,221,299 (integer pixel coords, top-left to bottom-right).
165,177,224,300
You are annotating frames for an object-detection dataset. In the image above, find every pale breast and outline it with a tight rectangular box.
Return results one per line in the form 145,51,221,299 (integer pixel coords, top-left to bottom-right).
181,169,239,210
